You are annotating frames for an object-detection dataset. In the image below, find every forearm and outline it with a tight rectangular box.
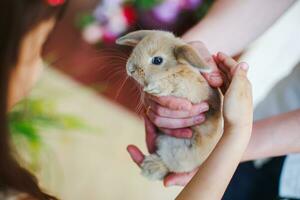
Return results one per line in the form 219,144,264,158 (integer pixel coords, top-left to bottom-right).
243,109,300,161
176,127,251,200
182,0,295,55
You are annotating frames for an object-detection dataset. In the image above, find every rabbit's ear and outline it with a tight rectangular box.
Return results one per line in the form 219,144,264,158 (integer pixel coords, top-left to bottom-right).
174,45,211,73
116,30,153,46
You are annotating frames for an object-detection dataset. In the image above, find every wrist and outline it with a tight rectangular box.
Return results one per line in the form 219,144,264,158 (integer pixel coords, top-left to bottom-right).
224,123,252,140
222,127,252,155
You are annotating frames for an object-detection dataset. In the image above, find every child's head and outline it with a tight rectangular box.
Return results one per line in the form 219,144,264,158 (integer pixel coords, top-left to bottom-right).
0,0,67,199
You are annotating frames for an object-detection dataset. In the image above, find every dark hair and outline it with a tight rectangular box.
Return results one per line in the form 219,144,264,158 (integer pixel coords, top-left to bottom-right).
0,0,67,199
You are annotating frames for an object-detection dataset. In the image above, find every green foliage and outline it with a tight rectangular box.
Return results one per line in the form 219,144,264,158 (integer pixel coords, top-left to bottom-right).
134,0,163,10
9,98,89,138
75,13,96,29
9,97,98,171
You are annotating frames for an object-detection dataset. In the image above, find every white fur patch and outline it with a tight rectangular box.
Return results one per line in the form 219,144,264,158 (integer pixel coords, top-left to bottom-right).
141,154,169,180
198,66,212,73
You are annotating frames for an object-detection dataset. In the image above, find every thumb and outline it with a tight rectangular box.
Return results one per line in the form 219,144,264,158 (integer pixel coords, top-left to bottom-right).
164,168,198,187
228,62,250,93
230,62,251,91
235,62,249,77
127,145,145,167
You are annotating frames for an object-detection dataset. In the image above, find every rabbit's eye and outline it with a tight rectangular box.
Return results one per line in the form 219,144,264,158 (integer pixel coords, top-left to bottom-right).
152,56,163,65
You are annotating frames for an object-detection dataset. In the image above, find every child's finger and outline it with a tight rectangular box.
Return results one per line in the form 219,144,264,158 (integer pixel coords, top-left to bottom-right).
236,62,249,75
229,62,250,87
164,169,198,187
230,62,250,91
127,145,145,167
159,128,193,138
217,52,238,76
218,61,232,82
189,41,223,87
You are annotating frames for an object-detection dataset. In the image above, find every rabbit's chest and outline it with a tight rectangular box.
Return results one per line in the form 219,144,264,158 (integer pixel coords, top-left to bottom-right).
169,78,211,104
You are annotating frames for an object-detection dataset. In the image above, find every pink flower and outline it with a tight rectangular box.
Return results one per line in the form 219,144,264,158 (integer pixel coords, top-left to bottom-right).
82,23,103,44
46,0,65,6
180,0,203,10
153,0,181,22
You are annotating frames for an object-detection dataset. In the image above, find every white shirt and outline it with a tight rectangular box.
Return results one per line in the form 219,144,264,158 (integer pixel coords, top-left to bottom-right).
253,63,300,199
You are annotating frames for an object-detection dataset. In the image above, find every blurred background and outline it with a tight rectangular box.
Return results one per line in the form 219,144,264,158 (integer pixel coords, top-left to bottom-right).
10,0,300,199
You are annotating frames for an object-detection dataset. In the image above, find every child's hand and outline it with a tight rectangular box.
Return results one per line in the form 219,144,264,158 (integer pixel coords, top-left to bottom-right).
215,52,253,133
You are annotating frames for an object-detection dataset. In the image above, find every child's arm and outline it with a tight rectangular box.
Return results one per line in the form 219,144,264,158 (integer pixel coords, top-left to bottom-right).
176,53,253,200
176,127,250,200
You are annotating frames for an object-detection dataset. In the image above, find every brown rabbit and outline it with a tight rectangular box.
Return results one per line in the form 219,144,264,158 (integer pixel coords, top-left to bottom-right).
117,30,223,180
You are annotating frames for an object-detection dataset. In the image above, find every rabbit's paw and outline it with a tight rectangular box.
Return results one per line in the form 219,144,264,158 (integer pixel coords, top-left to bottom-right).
141,154,169,180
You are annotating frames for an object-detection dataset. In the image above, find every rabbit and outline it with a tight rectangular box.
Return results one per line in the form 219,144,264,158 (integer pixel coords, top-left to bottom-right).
116,30,223,180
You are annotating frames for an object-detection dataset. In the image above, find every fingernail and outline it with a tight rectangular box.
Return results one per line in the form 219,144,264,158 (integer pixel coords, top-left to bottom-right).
240,62,249,71
182,130,193,138
217,52,225,60
209,74,223,84
201,103,209,112
194,115,205,123
164,181,173,187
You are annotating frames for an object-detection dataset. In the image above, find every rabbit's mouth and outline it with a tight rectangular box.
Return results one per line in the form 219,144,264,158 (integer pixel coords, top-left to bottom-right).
143,82,161,95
